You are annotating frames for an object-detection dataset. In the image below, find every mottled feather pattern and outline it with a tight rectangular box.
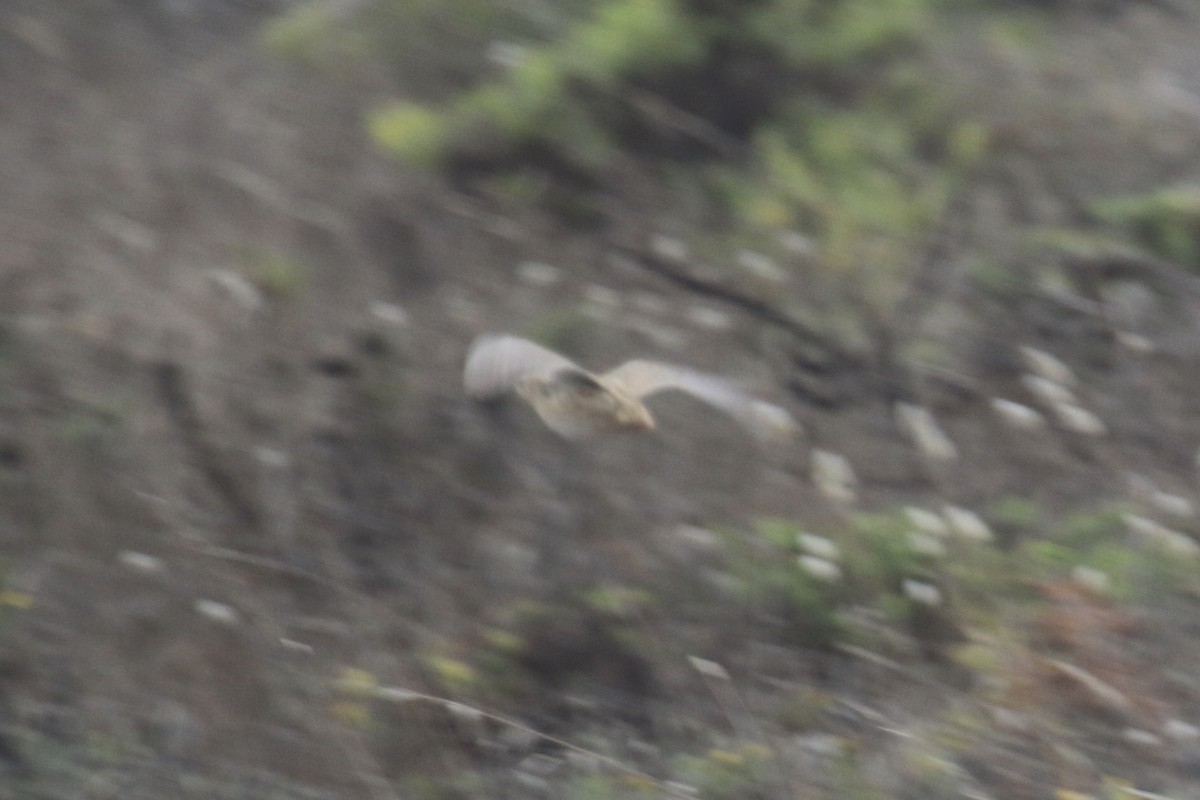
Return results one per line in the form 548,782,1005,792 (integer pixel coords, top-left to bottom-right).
463,335,797,441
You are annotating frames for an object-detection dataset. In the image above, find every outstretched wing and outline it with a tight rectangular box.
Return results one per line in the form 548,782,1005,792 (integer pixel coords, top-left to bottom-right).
602,359,797,440
463,335,583,397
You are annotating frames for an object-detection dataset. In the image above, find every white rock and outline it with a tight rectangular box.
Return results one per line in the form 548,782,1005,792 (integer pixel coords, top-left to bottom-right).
630,291,668,316
990,397,1046,430
206,269,263,311
1020,346,1077,387
811,449,857,505
798,555,843,582
736,249,787,284
894,402,957,461
748,401,800,441
485,40,526,68
254,446,289,468
797,533,841,561
1121,728,1163,748
1163,719,1200,742
516,261,561,287
1124,513,1200,557
1151,491,1195,519
687,655,730,680
117,551,164,574
777,230,817,257
194,599,240,626
1021,374,1076,406
906,531,947,558
1071,565,1110,594
942,506,993,542
649,234,688,263
904,506,949,537
684,305,733,331
1115,331,1155,353
279,638,314,655
582,284,620,308
1052,402,1108,436
902,579,942,606
369,301,409,326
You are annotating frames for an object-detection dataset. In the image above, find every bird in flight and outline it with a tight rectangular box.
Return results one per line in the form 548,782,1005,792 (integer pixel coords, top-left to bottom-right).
464,334,797,440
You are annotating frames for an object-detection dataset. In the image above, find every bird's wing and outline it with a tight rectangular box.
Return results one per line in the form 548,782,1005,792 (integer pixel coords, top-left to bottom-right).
602,359,798,440
463,335,583,397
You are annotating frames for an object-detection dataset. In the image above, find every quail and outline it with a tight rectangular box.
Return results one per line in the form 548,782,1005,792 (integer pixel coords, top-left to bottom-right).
464,334,797,441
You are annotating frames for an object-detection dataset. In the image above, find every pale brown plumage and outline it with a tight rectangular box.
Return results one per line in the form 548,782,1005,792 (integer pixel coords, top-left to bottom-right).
463,334,797,440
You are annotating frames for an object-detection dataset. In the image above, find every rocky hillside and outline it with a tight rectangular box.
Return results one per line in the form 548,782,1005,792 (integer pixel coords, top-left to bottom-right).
2,1,1200,798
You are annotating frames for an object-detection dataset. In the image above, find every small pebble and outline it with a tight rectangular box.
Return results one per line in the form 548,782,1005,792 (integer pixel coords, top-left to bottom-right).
942,506,993,542
194,599,240,626
990,397,1046,430
905,506,949,537
649,234,688,263
1021,374,1076,406
1020,346,1077,386
798,555,842,582
902,579,942,606
797,533,841,561
117,551,164,574
516,261,561,287
894,402,958,462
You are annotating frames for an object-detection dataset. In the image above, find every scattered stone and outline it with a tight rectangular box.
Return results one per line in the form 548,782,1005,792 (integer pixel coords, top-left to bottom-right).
1052,402,1108,436
736,249,787,284
906,531,947,558
1020,346,1077,387
777,230,818,257
486,40,526,68
630,291,668,316
1071,565,1110,594
254,446,289,468
1150,491,1195,519
117,550,164,574
369,300,409,326
517,261,562,287
206,269,263,311
664,781,700,796
649,234,688,263
1164,719,1200,742
796,733,846,757
194,599,240,626
688,656,731,680
797,533,841,562
902,579,942,606
684,305,733,331
1121,728,1163,748
798,555,842,582
811,449,857,505
894,402,958,461
990,397,1046,430
1021,374,1076,407
1124,514,1200,557
905,506,950,537
942,506,993,542
1115,331,1155,353
668,524,723,556
623,317,685,349
279,638,314,655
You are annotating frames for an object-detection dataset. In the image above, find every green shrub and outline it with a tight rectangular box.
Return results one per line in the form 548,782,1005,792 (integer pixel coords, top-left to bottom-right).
1093,185,1200,270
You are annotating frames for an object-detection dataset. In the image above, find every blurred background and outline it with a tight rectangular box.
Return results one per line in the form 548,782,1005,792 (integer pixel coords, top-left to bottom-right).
2,0,1200,797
